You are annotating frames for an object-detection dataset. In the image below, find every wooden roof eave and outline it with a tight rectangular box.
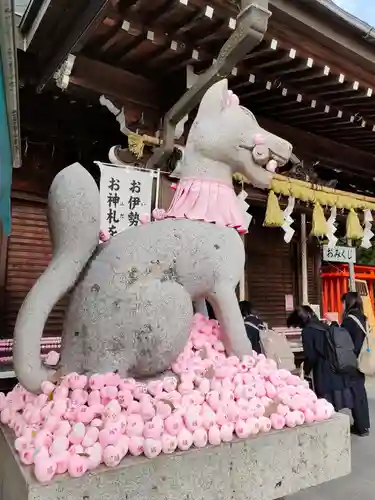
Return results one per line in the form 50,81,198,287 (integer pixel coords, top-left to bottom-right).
266,3,375,91
165,0,375,87
18,0,375,85
16,0,375,167
18,0,113,91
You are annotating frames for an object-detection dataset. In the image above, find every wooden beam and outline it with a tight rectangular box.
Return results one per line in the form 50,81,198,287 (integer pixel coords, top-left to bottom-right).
257,116,375,176
69,55,161,111
36,0,111,92
11,191,48,204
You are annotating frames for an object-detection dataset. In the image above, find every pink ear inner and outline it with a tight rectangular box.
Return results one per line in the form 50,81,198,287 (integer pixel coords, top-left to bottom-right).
222,89,240,108
231,94,240,106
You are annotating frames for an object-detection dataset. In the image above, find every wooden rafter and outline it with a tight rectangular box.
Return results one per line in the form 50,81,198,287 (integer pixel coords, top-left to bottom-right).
68,55,161,111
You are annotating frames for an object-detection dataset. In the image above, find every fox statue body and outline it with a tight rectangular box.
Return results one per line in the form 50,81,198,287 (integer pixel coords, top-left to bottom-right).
13,80,292,393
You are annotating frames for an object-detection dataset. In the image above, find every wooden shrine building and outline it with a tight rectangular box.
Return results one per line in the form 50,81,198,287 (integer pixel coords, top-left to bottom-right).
3,0,375,358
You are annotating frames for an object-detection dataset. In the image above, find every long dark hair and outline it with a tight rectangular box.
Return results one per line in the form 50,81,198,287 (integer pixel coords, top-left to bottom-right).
287,305,317,328
239,300,255,318
342,291,364,315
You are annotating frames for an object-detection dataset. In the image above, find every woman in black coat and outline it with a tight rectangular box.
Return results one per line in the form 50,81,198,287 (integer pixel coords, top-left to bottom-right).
341,292,370,437
287,305,354,412
239,301,264,354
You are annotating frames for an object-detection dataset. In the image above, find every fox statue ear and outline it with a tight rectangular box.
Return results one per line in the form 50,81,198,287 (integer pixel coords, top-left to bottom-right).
196,79,240,121
195,79,231,117
224,90,240,107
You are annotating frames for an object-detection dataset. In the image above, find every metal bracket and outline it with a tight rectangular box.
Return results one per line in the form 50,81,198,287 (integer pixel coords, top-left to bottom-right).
147,0,271,169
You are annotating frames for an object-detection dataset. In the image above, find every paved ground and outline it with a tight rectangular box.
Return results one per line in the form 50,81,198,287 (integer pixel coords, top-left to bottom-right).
289,379,375,500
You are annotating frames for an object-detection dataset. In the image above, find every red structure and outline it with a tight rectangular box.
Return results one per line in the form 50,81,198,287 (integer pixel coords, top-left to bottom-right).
321,264,375,317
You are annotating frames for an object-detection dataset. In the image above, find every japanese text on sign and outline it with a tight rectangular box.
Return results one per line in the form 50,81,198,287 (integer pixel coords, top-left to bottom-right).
99,165,154,237
322,245,356,264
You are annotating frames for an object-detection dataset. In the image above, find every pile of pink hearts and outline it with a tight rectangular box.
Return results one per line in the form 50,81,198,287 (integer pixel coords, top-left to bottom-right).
0,313,334,483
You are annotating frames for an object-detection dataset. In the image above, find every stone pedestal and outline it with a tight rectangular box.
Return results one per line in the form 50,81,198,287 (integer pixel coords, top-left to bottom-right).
0,414,350,500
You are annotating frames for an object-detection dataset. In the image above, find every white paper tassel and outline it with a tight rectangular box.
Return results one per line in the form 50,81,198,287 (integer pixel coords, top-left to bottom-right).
327,206,338,248
281,196,295,243
361,209,374,249
237,190,252,228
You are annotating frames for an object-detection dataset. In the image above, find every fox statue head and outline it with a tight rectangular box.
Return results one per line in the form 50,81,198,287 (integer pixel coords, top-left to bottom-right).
183,79,293,189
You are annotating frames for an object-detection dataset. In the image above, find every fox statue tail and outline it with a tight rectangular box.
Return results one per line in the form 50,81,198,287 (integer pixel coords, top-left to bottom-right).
13,163,100,393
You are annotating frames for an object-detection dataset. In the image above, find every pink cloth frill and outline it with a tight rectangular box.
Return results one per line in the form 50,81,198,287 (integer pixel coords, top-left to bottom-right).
164,177,248,234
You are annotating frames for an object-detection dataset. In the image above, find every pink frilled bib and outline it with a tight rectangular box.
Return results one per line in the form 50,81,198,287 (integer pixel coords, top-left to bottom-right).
159,177,248,235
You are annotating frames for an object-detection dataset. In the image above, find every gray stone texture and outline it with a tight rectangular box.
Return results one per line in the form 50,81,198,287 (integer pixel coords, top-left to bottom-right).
0,414,350,500
61,218,247,378
12,163,101,393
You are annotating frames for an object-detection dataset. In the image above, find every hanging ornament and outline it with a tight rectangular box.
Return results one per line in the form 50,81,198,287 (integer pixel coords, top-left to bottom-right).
237,189,252,229
281,196,295,243
361,209,374,249
326,206,338,248
346,208,364,240
311,202,328,237
237,189,253,228
264,190,284,227
127,133,145,159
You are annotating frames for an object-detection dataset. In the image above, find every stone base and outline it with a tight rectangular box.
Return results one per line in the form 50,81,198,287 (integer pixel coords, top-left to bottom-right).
0,414,351,500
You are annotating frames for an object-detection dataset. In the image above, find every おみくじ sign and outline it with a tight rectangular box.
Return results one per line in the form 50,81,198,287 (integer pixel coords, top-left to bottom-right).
322,245,356,264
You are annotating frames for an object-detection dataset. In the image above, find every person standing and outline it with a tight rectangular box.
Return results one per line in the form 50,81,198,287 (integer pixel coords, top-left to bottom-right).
341,291,370,437
287,305,354,414
239,301,264,354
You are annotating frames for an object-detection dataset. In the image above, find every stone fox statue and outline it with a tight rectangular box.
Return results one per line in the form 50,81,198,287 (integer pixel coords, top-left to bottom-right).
13,79,292,393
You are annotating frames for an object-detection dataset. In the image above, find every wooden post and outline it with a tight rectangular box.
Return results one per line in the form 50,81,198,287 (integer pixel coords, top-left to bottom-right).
347,239,356,292
301,213,309,304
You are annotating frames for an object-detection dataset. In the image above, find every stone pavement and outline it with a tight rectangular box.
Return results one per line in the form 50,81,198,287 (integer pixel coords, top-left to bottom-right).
289,378,375,500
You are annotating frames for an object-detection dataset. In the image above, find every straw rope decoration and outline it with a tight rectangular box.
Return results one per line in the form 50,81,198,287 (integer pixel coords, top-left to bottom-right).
232,173,375,247
264,190,284,227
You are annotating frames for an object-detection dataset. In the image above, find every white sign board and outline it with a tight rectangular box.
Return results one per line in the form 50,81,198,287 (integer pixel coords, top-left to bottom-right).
322,245,356,264
99,164,155,236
